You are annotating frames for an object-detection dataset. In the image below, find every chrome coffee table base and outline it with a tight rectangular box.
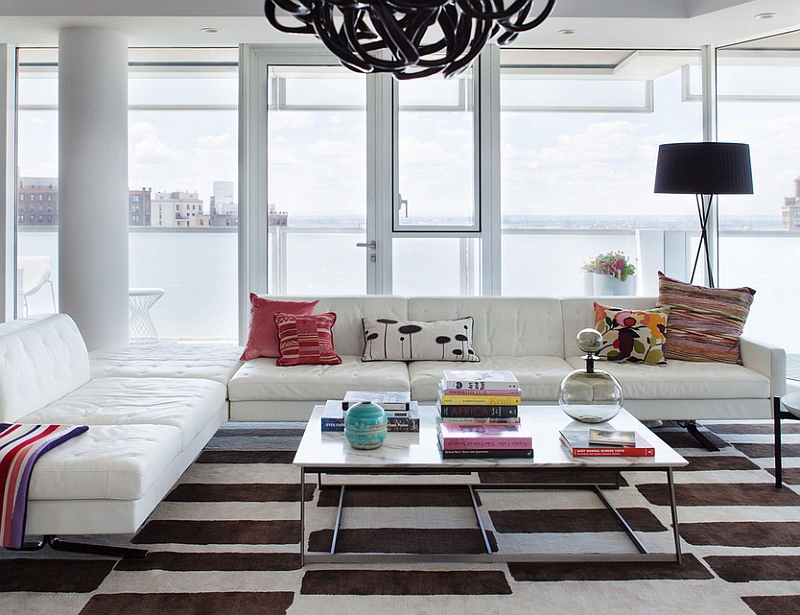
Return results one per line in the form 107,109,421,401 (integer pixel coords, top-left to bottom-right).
294,405,687,566
298,466,682,565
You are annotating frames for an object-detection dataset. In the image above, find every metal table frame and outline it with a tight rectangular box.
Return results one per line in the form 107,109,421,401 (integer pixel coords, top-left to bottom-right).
298,464,682,565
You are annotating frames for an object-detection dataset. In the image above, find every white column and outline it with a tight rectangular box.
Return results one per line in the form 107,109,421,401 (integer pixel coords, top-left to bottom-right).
59,27,129,350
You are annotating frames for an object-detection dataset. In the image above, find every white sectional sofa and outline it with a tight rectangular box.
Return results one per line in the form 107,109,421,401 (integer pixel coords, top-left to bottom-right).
0,313,238,545
228,295,786,423
1,294,785,546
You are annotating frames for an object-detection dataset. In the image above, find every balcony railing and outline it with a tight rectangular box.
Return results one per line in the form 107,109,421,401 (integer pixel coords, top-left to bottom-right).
16,225,797,351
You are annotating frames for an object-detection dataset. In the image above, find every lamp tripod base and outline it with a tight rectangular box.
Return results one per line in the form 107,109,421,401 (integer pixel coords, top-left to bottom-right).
690,193,716,288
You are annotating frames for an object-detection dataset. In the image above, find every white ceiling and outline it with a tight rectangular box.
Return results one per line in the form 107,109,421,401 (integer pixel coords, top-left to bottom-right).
0,0,798,49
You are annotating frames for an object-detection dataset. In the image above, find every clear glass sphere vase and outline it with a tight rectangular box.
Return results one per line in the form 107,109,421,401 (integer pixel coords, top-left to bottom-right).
559,328,623,423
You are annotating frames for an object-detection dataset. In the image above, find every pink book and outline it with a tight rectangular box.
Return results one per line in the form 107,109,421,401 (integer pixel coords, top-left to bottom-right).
438,422,532,450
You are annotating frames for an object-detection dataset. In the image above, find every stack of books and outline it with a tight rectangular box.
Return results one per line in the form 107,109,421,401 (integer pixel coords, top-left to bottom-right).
438,422,533,459
437,369,522,423
320,390,420,432
559,427,655,457
436,370,531,458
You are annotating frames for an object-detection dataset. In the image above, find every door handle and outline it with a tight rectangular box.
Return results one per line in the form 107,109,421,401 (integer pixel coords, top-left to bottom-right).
356,240,377,249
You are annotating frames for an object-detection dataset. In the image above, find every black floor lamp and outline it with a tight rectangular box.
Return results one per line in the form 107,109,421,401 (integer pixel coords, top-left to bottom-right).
654,142,753,288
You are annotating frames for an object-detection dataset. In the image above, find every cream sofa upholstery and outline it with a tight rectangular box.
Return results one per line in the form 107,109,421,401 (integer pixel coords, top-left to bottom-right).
228,295,786,423
0,313,234,537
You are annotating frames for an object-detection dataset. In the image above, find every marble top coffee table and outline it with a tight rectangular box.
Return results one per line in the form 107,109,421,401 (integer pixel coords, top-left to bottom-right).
294,405,687,565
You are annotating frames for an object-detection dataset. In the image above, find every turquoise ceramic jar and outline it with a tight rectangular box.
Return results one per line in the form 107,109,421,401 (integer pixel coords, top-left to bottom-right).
344,401,388,450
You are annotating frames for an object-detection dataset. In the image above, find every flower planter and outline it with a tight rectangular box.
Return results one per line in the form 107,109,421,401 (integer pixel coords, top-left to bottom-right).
584,272,636,296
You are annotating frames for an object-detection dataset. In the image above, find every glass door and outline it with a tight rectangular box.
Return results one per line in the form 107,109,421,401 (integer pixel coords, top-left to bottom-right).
266,66,368,294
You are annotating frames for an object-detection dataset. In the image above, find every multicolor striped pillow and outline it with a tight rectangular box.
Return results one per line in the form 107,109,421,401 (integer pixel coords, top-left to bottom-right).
655,272,755,364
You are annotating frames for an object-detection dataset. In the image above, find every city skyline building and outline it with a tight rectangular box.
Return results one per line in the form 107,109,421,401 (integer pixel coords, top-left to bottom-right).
212,181,236,216
782,175,800,230
129,188,151,227
153,190,204,227
17,177,58,226
16,178,239,228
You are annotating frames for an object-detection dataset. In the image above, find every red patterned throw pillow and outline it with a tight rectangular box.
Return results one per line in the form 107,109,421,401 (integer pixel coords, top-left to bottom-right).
240,294,319,360
274,312,342,366
655,272,755,364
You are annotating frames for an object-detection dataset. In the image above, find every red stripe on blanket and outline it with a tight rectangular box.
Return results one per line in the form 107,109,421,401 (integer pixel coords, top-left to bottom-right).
0,423,88,548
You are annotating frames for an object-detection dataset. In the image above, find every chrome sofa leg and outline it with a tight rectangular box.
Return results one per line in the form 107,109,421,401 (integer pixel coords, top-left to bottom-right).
775,396,784,489
683,420,719,452
6,535,148,558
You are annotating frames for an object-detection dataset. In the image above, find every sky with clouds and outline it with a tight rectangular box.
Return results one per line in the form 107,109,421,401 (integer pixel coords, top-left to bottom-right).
15,55,800,224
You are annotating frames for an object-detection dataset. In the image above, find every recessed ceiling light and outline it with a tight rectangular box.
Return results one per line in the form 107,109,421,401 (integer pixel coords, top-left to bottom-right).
754,12,777,19
558,28,576,35
201,27,220,34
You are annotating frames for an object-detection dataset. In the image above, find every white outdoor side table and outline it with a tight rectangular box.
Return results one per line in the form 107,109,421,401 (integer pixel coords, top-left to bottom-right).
781,392,800,419
776,391,800,487
129,288,164,339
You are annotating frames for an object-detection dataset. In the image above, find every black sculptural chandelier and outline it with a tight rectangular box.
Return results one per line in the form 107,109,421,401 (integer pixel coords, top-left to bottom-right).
264,0,557,79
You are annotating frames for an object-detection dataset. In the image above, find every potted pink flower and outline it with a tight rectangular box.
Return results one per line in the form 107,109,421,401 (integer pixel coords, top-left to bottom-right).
582,251,637,295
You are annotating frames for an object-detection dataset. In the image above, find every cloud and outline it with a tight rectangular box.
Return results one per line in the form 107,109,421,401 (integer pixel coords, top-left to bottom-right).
501,119,678,216
129,134,186,165
129,121,158,140
269,111,315,131
720,113,800,216
196,133,234,148
306,140,359,157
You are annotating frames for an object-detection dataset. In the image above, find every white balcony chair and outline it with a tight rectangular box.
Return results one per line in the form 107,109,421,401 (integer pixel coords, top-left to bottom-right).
19,255,56,316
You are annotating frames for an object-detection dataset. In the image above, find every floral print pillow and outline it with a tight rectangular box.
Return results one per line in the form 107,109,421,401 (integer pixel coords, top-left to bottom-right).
593,302,670,365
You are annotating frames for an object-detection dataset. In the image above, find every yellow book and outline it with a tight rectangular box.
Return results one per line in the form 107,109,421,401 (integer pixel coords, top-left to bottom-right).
439,393,521,406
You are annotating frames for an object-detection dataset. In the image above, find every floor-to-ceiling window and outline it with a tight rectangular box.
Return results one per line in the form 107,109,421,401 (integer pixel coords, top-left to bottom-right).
127,48,239,338
499,49,704,297
247,46,707,304
392,69,481,296
16,47,239,338
16,49,58,318
259,57,480,298
20,42,789,342
718,31,800,351
266,65,368,295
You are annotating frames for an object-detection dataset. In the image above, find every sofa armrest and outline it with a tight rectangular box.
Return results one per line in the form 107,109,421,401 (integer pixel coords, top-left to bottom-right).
739,336,786,398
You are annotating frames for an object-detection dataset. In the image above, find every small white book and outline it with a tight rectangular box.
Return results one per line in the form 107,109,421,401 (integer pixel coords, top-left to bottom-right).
342,390,412,411
441,369,519,391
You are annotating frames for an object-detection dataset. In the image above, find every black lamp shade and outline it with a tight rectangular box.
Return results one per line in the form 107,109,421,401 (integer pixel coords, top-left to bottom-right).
654,142,753,195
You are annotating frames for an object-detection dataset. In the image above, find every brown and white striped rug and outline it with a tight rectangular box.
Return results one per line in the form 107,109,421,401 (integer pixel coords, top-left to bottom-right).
2,420,799,615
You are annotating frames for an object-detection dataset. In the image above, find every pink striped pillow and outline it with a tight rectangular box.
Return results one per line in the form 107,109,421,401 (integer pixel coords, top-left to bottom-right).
656,272,755,364
274,312,342,366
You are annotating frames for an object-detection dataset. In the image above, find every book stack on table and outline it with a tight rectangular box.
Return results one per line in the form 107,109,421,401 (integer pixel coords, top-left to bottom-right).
321,390,420,432
436,370,532,458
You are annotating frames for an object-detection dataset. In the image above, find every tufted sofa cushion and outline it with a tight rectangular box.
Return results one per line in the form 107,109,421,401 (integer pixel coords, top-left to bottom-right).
89,339,243,384
0,313,91,423
26,423,183,501
408,297,565,358
22,377,228,451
